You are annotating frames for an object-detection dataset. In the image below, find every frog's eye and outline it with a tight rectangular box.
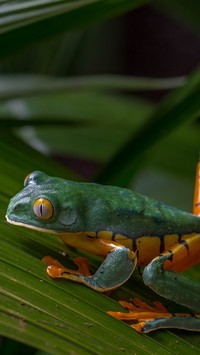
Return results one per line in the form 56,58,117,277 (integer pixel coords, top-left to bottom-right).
24,171,48,187
24,173,32,187
33,198,54,220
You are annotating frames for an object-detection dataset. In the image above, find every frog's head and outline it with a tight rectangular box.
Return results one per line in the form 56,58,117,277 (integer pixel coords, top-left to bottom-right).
6,171,88,234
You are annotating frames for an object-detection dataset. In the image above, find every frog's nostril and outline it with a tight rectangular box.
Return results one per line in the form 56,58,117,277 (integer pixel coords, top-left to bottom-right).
13,203,21,212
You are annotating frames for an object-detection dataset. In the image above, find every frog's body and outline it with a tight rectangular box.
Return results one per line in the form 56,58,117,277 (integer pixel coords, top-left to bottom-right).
6,165,200,333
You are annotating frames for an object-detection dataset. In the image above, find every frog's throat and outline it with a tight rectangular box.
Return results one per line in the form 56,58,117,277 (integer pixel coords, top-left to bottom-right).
5,215,61,234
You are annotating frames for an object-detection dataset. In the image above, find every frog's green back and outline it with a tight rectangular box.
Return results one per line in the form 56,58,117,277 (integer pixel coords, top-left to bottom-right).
6,171,200,240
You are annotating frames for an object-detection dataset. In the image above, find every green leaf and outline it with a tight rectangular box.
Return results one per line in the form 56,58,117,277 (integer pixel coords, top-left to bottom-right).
0,74,186,101
1,90,153,162
96,66,200,185
0,0,150,58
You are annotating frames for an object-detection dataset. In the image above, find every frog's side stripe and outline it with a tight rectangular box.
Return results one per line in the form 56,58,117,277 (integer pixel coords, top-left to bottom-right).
60,230,199,269
193,160,200,216
93,231,196,267
179,238,189,250
159,236,165,255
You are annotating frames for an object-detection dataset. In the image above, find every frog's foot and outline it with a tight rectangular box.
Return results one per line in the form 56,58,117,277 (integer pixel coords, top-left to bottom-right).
108,298,173,333
43,246,137,292
42,256,91,277
108,297,200,333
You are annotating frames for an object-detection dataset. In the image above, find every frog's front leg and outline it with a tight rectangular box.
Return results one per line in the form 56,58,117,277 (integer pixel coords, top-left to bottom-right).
43,238,137,292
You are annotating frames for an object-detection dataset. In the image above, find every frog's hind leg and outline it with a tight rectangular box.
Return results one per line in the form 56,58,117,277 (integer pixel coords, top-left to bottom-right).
109,238,200,333
143,233,200,309
140,241,200,332
193,159,200,216
108,296,200,333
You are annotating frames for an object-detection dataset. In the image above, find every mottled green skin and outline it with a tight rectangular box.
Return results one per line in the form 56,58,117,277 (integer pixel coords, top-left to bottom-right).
6,171,200,238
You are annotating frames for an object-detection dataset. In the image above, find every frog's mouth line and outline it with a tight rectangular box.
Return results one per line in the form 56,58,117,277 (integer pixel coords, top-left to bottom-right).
5,214,60,234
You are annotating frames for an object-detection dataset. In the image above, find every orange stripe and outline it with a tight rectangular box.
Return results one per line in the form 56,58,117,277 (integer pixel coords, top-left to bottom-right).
193,160,200,216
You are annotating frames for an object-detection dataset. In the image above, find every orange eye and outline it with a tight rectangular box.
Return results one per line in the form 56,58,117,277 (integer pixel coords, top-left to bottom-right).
33,198,54,220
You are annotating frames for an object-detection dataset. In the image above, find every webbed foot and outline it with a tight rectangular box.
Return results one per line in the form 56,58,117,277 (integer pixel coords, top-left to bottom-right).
108,297,200,333
108,298,172,332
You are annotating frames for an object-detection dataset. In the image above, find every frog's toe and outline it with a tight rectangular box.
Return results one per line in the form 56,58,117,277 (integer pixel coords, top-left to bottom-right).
107,298,171,333
42,256,64,268
42,255,88,278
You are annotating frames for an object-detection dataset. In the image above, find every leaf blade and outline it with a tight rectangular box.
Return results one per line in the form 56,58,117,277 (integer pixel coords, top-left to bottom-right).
0,0,150,58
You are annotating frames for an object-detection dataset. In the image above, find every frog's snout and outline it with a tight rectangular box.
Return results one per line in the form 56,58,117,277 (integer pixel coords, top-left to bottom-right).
6,195,27,225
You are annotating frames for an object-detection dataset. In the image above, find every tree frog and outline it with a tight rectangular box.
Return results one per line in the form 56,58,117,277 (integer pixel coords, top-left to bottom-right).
6,162,200,333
